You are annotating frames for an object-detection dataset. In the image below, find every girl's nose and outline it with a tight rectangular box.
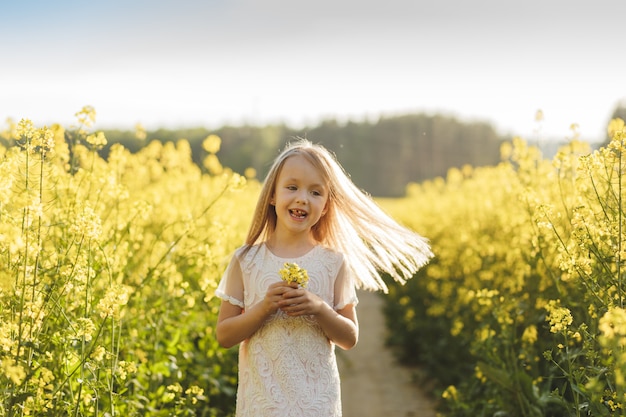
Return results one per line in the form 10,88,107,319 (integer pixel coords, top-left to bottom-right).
295,192,307,204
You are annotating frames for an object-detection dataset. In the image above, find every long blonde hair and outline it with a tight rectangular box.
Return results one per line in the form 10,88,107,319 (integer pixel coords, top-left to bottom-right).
245,138,433,292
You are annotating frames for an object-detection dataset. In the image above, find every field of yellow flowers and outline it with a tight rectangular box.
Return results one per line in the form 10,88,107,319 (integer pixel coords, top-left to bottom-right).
0,108,259,416
381,120,626,416
2,107,626,416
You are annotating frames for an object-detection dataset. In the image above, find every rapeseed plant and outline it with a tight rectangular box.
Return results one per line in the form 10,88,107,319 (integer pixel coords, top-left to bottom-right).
279,262,309,288
381,119,626,416
0,109,253,416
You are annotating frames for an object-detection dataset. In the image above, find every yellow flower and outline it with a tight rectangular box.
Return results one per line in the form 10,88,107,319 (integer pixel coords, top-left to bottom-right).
116,360,137,380
545,299,573,334
75,317,96,341
16,118,35,140
203,154,223,175
31,126,55,155
229,172,247,189
599,307,626,348
442,385,458,400
2,360,26,385
70,203,103,241
535,109,544,123
244,167,257,179
607,117,624,139
38,366,55,388
202,134,221,154
75,105,96,128
134,123,147,140
279,262,309,288
90,345,106,362
86,132,107,149
186,385,204,396
522,325,538,345
97,285,131,319
167,383,183,393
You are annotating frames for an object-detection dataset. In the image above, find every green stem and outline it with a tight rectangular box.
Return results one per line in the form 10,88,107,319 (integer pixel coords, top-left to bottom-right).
51,315,107,397
617,146,623,308
15,144,30,368
26,145,46,366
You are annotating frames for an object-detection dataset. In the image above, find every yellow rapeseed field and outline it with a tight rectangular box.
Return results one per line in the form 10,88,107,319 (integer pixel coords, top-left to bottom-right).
0,108,258,416
381,120,626,416
2,107,625,416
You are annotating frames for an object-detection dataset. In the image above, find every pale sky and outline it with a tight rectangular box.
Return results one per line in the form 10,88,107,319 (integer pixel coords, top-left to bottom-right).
1,0,624,142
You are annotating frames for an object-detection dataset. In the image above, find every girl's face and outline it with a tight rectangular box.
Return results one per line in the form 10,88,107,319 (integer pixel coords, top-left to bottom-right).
272,154,329,238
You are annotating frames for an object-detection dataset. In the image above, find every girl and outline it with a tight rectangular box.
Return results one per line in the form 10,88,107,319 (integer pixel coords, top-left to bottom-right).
216,139,432,416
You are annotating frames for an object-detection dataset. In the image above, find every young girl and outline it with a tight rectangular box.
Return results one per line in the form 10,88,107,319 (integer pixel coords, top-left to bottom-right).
216,139,432,416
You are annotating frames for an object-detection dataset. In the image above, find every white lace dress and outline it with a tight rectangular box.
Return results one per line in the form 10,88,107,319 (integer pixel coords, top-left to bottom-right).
216,243,358,417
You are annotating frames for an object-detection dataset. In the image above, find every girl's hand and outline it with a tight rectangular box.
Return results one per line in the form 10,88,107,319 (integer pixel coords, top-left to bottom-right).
263,281,294,315
279,285,324,316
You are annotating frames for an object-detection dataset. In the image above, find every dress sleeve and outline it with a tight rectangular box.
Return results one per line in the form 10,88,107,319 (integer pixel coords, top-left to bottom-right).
334,257,359,310
215,251,245,309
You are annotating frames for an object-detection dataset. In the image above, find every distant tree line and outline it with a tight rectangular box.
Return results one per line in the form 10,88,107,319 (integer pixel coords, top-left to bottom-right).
102,113,506,197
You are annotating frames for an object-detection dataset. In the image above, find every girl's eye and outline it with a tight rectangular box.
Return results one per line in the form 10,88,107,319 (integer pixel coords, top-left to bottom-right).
311,190,322,196
286,185,297,190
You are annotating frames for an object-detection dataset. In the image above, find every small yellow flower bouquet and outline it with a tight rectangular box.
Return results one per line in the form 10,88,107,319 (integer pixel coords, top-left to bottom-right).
279,262,309,288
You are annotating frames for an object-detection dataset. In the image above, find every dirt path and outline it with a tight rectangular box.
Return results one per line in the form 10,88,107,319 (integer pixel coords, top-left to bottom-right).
338,290,437,417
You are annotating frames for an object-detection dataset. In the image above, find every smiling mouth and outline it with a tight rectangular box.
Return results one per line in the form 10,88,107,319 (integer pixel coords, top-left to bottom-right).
289,209,307,219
